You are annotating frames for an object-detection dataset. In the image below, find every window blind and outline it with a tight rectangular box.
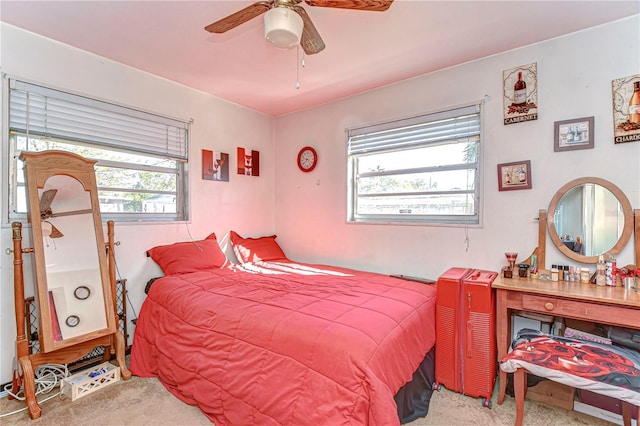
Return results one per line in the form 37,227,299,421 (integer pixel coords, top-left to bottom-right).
347,104,480,155
9,79,188,160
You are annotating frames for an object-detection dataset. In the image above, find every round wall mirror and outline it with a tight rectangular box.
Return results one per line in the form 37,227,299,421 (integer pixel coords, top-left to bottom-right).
547,177,633,263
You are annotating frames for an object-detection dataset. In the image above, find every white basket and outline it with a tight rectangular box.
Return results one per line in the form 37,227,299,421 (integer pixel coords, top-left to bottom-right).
60,362,120,401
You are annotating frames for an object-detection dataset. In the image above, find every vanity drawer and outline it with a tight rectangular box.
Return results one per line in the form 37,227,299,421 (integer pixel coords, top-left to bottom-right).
521,294,640,329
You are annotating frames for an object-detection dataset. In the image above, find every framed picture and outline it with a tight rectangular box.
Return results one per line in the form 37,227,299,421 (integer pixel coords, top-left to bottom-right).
202,149,229,181
237,147,260,176
612,74,640,144
503,62,538,125
554,116,594,151
497,160,532,191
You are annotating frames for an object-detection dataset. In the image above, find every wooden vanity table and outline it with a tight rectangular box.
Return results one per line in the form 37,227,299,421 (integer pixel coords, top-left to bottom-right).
493,275,640,404
494,177,640,407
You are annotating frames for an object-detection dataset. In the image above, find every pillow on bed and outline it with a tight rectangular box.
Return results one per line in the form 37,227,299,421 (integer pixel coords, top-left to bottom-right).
146,233,229,275
229,231,288,263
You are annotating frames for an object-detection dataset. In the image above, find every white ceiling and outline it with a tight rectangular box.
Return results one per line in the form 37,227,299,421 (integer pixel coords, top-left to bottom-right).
1,1,638,117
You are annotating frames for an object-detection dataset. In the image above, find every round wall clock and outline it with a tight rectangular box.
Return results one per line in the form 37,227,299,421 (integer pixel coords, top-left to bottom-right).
297,146,318,172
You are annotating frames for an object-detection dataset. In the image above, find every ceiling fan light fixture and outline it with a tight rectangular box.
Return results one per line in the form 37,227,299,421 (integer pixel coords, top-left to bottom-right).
42,221,53,237
264,7,303,49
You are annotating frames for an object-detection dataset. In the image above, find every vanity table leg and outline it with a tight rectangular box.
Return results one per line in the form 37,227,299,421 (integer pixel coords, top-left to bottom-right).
19,356,42,419
496,289,508,405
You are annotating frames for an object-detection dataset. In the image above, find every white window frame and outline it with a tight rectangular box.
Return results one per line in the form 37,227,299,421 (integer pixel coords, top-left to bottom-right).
4,78,190,223
346,102,483,226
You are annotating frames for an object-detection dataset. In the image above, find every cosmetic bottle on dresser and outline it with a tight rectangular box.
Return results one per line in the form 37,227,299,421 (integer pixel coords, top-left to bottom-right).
596,255,606,286
557,265,565,281
580,268,591,284
605,254,616,286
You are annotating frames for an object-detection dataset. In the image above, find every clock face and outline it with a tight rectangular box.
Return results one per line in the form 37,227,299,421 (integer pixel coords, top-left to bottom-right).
297,146,317,172
74,285,91,300
66,315,80,328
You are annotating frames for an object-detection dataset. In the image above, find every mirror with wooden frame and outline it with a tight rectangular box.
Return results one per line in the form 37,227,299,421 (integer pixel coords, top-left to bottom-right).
547,177,634,264
22,151,116,351
13,150,130,419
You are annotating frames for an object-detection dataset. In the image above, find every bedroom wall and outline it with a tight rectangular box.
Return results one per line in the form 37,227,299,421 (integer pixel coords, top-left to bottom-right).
0,23,276,384
273,16,640,278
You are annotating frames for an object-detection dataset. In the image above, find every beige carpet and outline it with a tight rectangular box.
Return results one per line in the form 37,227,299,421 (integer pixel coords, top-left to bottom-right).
0,372,612,425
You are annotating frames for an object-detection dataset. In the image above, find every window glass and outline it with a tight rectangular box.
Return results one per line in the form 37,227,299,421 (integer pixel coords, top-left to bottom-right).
7,80,188,222
10,134,185,221
347,104,481,225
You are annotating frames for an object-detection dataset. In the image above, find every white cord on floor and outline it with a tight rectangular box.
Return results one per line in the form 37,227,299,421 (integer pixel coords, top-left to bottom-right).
0,363,69,418
0,391,60,418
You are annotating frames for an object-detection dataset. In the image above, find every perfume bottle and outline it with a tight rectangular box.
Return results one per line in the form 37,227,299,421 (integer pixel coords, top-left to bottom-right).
596,255,606,286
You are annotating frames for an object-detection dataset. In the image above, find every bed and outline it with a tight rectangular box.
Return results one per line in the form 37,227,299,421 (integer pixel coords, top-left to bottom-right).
130,232,437,425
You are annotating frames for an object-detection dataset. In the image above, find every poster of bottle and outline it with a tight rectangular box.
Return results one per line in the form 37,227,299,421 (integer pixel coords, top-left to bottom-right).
503,62,538,125
612,74,640,144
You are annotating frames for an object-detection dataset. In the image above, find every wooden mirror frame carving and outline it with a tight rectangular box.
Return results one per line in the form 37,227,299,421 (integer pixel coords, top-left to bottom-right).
546,177,634,264
12,150,130,419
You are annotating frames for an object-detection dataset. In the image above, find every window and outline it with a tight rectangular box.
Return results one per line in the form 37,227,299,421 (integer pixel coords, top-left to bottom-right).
347,103,481,225
7,79,189,222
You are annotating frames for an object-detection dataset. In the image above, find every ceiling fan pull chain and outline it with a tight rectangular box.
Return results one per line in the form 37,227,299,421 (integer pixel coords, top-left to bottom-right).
296,45,301,89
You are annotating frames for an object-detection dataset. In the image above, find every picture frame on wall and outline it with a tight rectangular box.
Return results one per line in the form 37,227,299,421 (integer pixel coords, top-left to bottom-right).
237,147,260,176
611,74,640,144
497,160,532,191
202,149,229,181
503,62,538,125
554,116,594,152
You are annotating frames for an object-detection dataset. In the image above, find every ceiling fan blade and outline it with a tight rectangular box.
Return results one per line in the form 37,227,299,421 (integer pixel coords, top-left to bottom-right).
304,0,393,11
49,223,64,239
39,189,57,213
49,208,93,218
294,6,325,55
204,1,273,33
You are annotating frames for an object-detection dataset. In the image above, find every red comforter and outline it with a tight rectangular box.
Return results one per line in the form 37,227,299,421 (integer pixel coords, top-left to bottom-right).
130,261,436,425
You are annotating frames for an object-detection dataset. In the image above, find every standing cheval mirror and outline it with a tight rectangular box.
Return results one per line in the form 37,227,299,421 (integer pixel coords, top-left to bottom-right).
12,151,130,419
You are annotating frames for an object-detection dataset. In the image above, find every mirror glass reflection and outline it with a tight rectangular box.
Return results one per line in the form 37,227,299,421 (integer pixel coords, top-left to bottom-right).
40,175,107,341
553,183,624,257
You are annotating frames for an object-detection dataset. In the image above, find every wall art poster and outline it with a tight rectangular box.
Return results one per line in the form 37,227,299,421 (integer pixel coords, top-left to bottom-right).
202,149,229,181
237,147,260,176
612,74,640,144
503,62,538,125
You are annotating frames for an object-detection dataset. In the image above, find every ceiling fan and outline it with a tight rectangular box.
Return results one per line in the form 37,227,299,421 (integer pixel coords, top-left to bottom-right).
39,189,93,239
204,0,394,55
40,189,64,238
